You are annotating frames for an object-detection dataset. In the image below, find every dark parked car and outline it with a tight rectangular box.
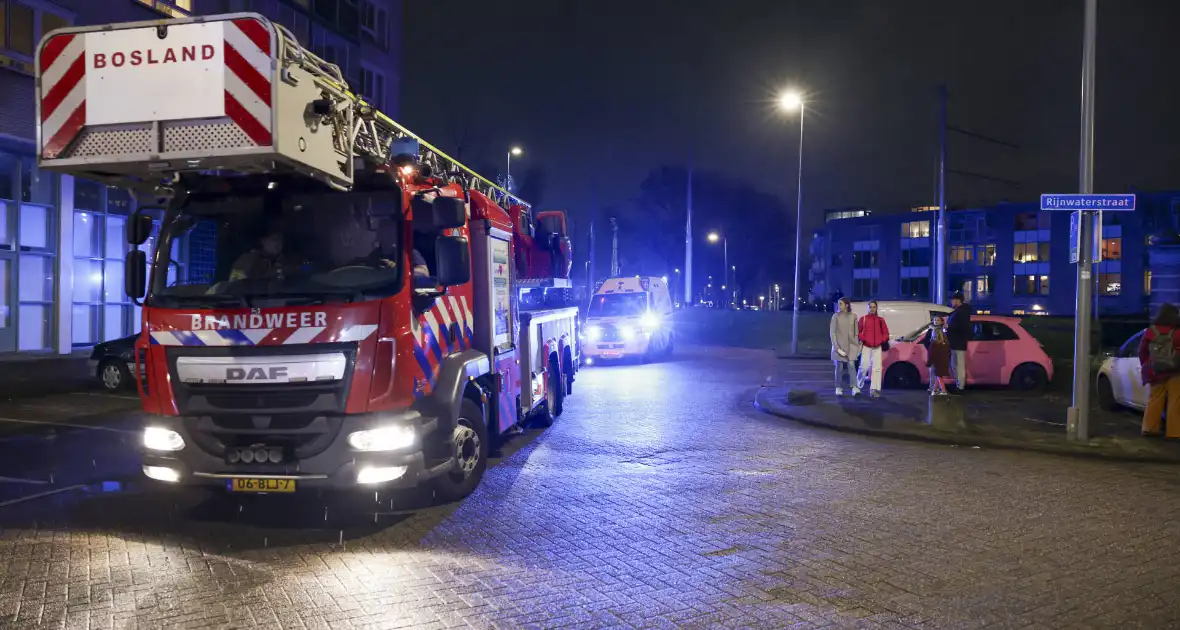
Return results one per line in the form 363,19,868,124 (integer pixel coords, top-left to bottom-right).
89,334,144,392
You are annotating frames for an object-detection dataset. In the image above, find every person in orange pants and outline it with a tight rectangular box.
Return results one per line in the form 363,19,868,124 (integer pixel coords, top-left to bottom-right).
1138,303,1180,438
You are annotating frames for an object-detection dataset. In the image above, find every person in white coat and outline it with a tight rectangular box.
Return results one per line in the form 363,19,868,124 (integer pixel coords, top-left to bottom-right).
829,297,862,396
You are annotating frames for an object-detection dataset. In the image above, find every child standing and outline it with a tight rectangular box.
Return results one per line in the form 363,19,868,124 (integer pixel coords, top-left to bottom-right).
923,316,953,395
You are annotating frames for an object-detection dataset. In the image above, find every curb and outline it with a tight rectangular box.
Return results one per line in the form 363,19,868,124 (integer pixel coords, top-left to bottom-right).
753,388,1180,465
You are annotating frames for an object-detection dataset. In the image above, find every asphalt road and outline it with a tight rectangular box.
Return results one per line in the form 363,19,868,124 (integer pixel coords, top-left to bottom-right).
1,347,1179,629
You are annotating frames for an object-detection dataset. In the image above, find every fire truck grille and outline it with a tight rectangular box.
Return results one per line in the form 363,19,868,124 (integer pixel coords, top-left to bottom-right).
165,343,357,416
183,415,344,461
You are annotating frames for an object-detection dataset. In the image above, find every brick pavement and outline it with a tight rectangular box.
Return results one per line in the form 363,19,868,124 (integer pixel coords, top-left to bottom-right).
0,345,1179,628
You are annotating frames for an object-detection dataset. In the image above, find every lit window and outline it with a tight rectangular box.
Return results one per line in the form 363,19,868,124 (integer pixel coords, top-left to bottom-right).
975,276,990,299
1146,270,1152,295
950,245,973,264
1014,242,1050,263
976,244,996,266
1099,273,1120,296
1014,275,1049,296
901,221,930,238
136,0,192,18
1101,237,1122,261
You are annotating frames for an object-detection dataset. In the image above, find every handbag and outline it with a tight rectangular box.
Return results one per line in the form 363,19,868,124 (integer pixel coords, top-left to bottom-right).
878,317,890,351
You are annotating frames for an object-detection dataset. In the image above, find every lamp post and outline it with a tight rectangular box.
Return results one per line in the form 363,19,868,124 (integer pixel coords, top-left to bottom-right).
506,146,522,192
779,90,805,355
708,231,727,307
674,268,681,306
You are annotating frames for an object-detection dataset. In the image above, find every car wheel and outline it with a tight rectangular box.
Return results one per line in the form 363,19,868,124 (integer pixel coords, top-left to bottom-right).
884,363,920,389
431,398,489,503
99,359,130,392
1096,375,1117,410
1010,363,1048,391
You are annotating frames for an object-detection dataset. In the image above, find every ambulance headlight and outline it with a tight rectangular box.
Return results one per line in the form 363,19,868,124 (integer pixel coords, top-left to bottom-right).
586,325,603,341
640,311,661,330
620,325,636,341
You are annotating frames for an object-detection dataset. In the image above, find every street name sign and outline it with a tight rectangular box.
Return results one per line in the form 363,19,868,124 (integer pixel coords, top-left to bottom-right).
1041,193,1135,211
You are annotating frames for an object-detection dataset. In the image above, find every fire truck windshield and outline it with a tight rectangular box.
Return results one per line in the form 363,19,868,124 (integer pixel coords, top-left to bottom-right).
148,195,403,307
588,293,649,317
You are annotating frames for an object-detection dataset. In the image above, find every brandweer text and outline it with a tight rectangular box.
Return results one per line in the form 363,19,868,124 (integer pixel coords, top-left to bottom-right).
190,312,328,330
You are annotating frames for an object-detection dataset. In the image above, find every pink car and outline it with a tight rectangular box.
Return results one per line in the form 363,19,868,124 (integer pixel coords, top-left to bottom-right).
880,315,1054,390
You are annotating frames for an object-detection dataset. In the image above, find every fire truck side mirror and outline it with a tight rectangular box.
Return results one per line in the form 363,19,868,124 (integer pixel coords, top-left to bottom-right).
435,235,471,287
127,213,154,246
125,250,147,299
431,196,466,230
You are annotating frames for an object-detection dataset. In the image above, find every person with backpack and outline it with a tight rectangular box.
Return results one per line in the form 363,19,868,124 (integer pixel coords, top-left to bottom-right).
857,300,890,398
1138,302,1180,438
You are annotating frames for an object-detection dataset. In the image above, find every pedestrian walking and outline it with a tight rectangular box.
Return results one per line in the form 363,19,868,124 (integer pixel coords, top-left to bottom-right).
946,291,973,392
829,297,861,396
857,300,890,398
1139,302,1180,439
923,315,952,395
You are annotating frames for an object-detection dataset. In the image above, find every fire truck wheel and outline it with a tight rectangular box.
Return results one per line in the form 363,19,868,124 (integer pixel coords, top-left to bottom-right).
432,398,488,502
550,356,565,417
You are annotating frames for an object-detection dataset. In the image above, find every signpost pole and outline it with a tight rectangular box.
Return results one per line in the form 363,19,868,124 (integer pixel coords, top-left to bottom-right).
1068,0,1098,442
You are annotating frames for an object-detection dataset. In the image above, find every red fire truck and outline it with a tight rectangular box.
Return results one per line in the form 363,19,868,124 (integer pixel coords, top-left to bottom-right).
34,12,578,501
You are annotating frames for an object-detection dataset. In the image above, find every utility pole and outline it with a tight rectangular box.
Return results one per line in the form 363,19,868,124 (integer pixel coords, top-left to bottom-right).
1068,0,1098,442
685,157,693,307
789,102,806,354
610,217,620,277
935,85,948,305
932,85,1020,303
588,212,596,299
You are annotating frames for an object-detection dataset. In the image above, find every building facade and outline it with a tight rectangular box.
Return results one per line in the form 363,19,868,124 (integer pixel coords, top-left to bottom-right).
0,0,401,354
808,194,1180,319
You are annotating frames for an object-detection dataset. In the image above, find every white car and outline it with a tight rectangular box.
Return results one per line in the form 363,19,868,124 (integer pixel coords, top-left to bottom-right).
1096,330,1147,410
849,300,953,343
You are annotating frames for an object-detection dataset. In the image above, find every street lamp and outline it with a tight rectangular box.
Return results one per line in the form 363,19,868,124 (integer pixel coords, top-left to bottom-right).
707,231,728,306
506,146,523,192
778,89,806,355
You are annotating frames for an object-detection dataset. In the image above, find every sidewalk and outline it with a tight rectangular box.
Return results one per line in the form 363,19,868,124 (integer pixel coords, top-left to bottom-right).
0,351,94,399
755,385,1180,463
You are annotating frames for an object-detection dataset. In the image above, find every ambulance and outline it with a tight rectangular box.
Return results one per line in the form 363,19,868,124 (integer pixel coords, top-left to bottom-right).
583,277,674,363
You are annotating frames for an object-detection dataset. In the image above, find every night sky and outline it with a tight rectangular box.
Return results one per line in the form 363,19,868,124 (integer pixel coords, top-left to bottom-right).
401,1,1180,235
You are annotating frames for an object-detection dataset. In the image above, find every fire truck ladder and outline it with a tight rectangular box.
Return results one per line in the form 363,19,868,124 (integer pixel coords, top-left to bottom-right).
271,22,527,207
34,12,528,211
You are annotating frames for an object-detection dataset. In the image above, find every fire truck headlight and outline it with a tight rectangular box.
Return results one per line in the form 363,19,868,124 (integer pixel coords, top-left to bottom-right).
586,325,603,341
348,425,416,452
143,427,185,451
620,325,637,341
640,312,661,330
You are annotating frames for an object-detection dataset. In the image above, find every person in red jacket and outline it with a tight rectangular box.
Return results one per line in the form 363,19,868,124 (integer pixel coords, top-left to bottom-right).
857,300,890,398
1139,302,1180,438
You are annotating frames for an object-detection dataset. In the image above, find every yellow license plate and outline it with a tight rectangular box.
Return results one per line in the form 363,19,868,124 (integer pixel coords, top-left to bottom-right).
227,478,296,493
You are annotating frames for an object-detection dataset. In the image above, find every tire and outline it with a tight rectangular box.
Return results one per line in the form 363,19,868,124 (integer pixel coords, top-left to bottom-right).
99,359,130,392
884,363,920,389
1010,363,1048,391
430,398,489,503
549,356,564,416
1096,375,1117,411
